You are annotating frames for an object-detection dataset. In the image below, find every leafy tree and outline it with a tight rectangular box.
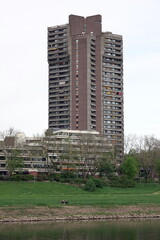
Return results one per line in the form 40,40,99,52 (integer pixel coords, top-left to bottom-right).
96,152,115,177
121,156,138,180
6,149,24,177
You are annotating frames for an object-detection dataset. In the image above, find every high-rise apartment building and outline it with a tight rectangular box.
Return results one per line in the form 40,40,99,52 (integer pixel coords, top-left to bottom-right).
48,15,124,158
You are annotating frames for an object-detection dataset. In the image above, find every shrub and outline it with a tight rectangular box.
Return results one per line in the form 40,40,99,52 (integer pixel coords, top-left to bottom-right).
53,174,61,182
101,177,110,186
60,178,76,184
92,178,103,188
73,178,87,185
109,175,135,188
84,179,96,192
10,174,34,181
107,174,118,183
66,178,74,184
61,171,75,179
48,173,61,182
37,174,49,181
59,178,65,183
22,174,35,181
10,174,23,181
0,175,6,181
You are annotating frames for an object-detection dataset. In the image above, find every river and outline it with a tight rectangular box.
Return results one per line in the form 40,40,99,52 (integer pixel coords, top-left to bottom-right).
0,219,160,239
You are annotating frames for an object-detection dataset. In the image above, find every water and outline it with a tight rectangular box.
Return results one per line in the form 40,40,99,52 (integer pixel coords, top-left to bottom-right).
0,219,160,240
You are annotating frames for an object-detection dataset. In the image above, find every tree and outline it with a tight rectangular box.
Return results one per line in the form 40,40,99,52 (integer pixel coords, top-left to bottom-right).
58,137,78,176
6,149,24,177
124,134,139,154
155,159,160,182
75,133,95,177
0,127,19,140
96,152,115,177
121,156,138,180
136,136,160,182
78,133,112,177
124,134,160,182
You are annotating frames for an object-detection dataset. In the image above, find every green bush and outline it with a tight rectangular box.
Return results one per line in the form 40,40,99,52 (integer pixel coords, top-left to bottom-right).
84,179,96,192
10,174,23,181
60,178,76,184
37,174,49,181
61,171,75,179
101,177,110,186
107,174,118,184
73,178,87,185
109,175,135,188
10,174,35,181
22,174,35,181
49,173,62,182
92,178,103,188
0,175,6,181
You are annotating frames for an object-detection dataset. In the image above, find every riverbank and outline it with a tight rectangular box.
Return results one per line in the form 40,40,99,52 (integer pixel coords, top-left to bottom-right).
0,182,160,223
1,205,160,223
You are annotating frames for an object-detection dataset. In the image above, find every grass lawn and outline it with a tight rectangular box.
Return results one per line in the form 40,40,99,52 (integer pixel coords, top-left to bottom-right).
0,182,160,207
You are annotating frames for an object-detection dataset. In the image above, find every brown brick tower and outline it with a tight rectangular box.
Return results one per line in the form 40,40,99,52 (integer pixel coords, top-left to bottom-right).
48,15,123,158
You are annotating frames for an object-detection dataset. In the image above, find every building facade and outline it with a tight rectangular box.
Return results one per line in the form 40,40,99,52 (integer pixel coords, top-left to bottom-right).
0,130,110,176
48,15,123,159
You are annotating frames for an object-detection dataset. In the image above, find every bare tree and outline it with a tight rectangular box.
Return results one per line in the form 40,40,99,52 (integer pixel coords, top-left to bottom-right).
137,135,160,181
0,127,19,140
124,134,140,154
125,134,160,182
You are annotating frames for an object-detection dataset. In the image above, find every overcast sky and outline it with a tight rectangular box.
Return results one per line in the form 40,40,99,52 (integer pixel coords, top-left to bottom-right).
0,0,160,137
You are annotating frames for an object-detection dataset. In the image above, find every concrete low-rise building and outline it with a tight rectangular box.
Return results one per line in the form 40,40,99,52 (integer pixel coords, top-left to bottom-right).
0,130,113,176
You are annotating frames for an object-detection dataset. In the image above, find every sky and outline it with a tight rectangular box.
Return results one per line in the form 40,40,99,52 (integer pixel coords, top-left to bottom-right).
0,0,160,137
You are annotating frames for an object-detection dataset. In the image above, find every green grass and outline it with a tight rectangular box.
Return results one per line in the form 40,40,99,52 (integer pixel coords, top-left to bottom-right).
0,182,160,207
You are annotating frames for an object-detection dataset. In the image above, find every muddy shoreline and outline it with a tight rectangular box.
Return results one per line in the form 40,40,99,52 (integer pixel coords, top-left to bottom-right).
1,214,160,223
0,205,160,223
